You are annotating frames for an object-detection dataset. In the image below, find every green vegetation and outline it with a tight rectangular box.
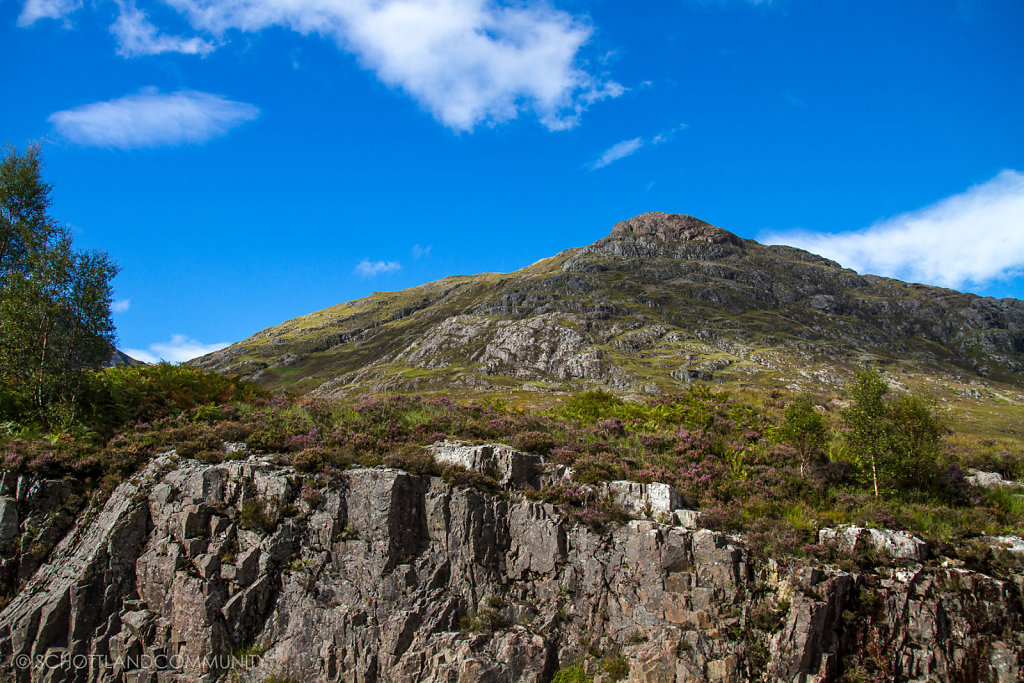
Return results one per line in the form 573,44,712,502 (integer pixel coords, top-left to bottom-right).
238,497,282,532
457,608,508,633
550,663,592,683
601,653,629,680
0,362,1020,568
779,393,828,477
844,370,944,496
1,143,119,428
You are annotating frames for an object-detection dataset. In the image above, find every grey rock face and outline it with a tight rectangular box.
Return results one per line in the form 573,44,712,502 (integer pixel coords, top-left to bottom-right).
967,470,1024,490
0,457,1020,682
818,525,930,562
429,441,543,488
606,480,685,518
0,472,86,591
610,213,745,248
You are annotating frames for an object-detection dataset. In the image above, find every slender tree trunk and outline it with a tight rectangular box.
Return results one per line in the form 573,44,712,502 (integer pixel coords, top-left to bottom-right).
871,453,879,497
35,317,49,412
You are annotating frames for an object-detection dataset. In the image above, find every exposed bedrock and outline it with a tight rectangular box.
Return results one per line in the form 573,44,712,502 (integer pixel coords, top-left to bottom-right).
0,453,1021,682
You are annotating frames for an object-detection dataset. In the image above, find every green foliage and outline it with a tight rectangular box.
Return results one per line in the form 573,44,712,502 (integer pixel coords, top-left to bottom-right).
80,363,268,437
238,497,281,532
602,653,629,681
561,390,623,423
440,464,499,492
551,663,593,683
842,369,943,496
0,143,118,427
0,142,55,276
457,608,507,633
987,487,1024,517
779,394,829,476
748,599,790,632
0,372,1017,568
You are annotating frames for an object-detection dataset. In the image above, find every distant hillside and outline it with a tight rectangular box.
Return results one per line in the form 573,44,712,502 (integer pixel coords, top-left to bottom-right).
192,213,1024,401
106,348,146,367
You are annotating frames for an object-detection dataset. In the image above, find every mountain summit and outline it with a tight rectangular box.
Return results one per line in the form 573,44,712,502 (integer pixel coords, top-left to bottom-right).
611,212,744,246
193,213,1024,397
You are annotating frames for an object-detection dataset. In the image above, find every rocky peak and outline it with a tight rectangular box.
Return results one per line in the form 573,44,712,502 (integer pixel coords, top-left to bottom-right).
610,212,744,247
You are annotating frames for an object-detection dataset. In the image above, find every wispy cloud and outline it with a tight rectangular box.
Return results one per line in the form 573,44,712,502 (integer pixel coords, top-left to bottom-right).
761,170,1024,290
651,122,688,145
591,138,644,170
111,1,216,57
17,0,80,26
124,334,229,364
412,244,432,259
355,259,401,276
112,298,132,313
48,89,259,149
590,122,687,170
154,0,620,131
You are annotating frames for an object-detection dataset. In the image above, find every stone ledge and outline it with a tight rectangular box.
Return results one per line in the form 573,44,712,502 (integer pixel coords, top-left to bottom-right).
819,525,929,562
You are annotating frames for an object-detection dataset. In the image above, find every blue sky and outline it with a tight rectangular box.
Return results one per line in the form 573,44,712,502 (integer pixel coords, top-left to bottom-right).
3,0,1023,362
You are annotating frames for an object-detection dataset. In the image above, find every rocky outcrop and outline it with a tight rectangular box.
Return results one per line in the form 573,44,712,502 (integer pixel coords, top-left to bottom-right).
967,470,1024,490
1,455,1021,682
610,213,745,248
0,472,87,592
606,480,685,518
428,441,546,488
818,526,930,562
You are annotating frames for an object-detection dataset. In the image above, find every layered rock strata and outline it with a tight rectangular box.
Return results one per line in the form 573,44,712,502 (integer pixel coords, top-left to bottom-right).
0,452,1021,682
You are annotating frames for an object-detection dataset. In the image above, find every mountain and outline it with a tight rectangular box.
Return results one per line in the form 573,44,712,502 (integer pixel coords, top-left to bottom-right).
105,347,146,367
193,213,1024,398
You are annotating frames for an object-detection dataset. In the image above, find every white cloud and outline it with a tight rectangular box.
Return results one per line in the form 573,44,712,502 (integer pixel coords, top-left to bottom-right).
124,334,230,364
48,89,259,149
111,1,216,57
160,0,619,130
112,298,132,313
591,138,643,170
17,0,81,26
760,170,1024,290
412,244,431,258
590,122,687,170
355,259,401,276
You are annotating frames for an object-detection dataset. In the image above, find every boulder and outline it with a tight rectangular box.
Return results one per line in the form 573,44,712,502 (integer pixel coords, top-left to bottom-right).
967,470,1024,490
819,525,929,562
606,480,685,517
429,440,542,488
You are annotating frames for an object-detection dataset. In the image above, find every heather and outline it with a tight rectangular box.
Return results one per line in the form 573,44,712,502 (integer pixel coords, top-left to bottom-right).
1,365,1022,566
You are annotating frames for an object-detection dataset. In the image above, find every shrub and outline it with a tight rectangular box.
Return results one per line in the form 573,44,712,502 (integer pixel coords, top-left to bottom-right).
458,608,508,633
508,430,558,454
602,654,629,681
293,447,327,473
238,497,280,532
551,663,592,683
441,464,499,492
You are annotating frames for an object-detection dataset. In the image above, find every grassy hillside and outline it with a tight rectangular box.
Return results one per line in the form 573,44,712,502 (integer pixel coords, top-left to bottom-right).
191,215,1024,438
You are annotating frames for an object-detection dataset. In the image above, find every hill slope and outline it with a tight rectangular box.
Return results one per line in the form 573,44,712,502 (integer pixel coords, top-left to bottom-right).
193,213,1024,399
